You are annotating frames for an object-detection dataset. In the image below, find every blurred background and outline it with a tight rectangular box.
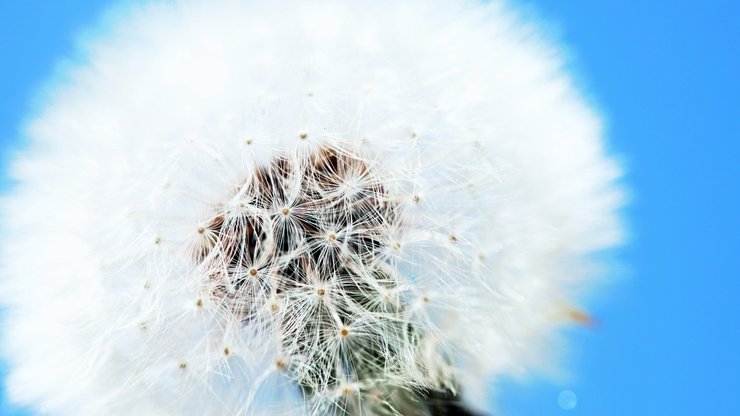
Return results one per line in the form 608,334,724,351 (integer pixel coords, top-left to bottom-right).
0,1,737,415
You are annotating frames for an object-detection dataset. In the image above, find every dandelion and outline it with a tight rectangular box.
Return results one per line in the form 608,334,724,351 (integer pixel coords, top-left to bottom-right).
0,0,623,415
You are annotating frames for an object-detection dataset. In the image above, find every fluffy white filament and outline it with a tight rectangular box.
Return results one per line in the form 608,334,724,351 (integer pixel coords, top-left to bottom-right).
0,0,623,415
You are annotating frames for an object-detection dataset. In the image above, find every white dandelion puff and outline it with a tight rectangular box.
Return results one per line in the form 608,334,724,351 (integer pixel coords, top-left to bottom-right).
1,0,623,415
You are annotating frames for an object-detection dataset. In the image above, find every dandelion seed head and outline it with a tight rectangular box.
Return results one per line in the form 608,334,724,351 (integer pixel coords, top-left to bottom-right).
0,0,623,415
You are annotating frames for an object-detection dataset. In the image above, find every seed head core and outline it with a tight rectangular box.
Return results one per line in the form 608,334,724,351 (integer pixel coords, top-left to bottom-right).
193,146,405,394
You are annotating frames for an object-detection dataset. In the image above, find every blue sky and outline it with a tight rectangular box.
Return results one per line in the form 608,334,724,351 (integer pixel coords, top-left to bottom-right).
1,1,738,415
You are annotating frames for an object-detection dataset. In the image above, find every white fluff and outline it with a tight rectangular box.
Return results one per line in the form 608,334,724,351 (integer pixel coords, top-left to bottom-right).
0,0,623,415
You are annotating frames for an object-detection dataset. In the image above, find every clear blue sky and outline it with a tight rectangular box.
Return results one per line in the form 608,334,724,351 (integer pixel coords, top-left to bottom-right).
1,1,738,415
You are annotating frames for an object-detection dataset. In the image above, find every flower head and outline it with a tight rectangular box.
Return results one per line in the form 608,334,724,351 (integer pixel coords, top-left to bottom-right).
1,0,623,415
